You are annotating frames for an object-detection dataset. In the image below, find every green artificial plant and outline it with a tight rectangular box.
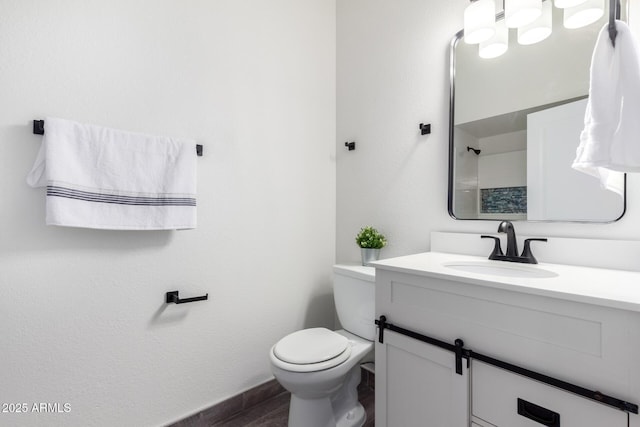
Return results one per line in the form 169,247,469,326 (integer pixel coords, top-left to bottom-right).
355,226,387,249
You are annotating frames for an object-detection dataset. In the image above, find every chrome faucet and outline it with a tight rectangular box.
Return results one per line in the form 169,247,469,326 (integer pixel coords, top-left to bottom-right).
481,221,547,264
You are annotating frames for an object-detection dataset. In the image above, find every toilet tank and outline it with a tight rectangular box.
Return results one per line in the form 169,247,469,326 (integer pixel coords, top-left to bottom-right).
333,264,375,341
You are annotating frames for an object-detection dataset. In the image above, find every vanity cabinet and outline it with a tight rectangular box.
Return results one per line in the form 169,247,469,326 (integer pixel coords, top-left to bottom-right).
373,253,640,427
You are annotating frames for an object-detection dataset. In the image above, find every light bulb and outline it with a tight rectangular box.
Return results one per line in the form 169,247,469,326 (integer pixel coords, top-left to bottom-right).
563,0,604,28
479,19,509,58
505,0,542,28
518,0,552,45
464,0,497,44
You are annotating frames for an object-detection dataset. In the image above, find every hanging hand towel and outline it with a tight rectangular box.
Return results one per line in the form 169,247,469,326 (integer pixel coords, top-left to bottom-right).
26,118,197,230
572,20,640,195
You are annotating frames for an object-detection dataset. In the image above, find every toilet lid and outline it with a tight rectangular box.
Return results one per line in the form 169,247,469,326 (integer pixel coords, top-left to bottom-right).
273,328,349,365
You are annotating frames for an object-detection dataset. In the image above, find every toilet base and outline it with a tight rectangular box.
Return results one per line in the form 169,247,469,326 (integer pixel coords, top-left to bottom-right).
286,365,366,427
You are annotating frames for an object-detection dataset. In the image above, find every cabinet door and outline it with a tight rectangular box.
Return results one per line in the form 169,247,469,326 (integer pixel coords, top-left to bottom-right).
375,330,469,427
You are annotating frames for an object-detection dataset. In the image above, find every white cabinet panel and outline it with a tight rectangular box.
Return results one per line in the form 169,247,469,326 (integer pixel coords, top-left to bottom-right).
375,330,469,427
472,361,627,427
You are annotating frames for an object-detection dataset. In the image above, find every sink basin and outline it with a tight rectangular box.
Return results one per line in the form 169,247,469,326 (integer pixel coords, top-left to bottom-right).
442,261,558,279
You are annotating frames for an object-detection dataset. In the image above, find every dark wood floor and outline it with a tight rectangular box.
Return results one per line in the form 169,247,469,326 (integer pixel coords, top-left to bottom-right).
214,372,375,427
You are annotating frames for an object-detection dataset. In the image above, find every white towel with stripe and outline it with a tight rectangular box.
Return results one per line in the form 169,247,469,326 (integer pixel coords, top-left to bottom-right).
26,118,197,230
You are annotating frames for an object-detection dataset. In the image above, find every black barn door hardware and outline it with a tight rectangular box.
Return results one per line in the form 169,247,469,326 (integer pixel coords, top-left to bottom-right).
33,120,203,157
375,315,638,414
166,291,208,304
376,315,466,374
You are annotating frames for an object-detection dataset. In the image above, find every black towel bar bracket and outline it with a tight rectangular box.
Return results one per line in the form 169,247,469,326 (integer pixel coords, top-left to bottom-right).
33,120,203,157
165,290,208,304
33,120,45,135
419,123,431,135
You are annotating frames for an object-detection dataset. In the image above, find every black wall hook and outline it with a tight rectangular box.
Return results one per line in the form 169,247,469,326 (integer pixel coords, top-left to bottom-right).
419,123,431,135
166,290,208,304
345,141,356,151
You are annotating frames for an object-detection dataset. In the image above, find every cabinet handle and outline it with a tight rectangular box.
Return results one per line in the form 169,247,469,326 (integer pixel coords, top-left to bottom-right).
517,398,560,427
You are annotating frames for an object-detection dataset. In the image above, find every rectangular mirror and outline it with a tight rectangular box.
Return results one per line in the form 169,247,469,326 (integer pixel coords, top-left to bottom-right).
449,0,627,222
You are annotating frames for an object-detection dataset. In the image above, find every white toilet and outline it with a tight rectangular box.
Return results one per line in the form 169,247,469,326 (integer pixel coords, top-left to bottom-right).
270,265,375,427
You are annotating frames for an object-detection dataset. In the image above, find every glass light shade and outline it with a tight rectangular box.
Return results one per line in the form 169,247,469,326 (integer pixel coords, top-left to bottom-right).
518,0,552,45
479,20,509,58
464,0,496,44
554,0,588,8
563,0,604,28
505,0,542,28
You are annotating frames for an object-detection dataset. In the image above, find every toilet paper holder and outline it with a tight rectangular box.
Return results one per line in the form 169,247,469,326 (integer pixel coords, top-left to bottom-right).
165,290,208,304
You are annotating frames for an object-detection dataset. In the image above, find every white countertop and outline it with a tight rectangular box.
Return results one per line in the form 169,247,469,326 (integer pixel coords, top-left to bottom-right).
371,252,640,313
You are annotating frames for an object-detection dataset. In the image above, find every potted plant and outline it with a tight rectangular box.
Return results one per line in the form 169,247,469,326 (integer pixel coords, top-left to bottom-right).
355,226,387,266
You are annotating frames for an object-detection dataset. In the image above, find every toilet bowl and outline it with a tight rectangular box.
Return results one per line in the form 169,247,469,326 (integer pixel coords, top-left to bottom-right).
269,265,375,427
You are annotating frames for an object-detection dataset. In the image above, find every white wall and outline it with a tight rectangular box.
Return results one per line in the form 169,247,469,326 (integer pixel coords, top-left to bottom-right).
337,0,463,260
337,0,640,264
453,127,479,217
479,130,527,155
0,1,335,426
478,151,526,190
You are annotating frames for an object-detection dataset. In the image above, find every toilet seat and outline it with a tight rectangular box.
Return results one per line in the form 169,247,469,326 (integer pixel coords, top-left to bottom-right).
271,328,352,373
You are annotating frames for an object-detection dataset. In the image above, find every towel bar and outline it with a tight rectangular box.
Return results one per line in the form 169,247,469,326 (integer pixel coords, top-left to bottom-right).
33,120,203,157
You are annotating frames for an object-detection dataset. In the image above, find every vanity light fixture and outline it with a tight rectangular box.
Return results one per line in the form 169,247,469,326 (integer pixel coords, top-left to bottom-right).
465,0,609,58
518,0,553,45
505,0,542,28
479,19,509,58
464,0,497,44
563,0,605,28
